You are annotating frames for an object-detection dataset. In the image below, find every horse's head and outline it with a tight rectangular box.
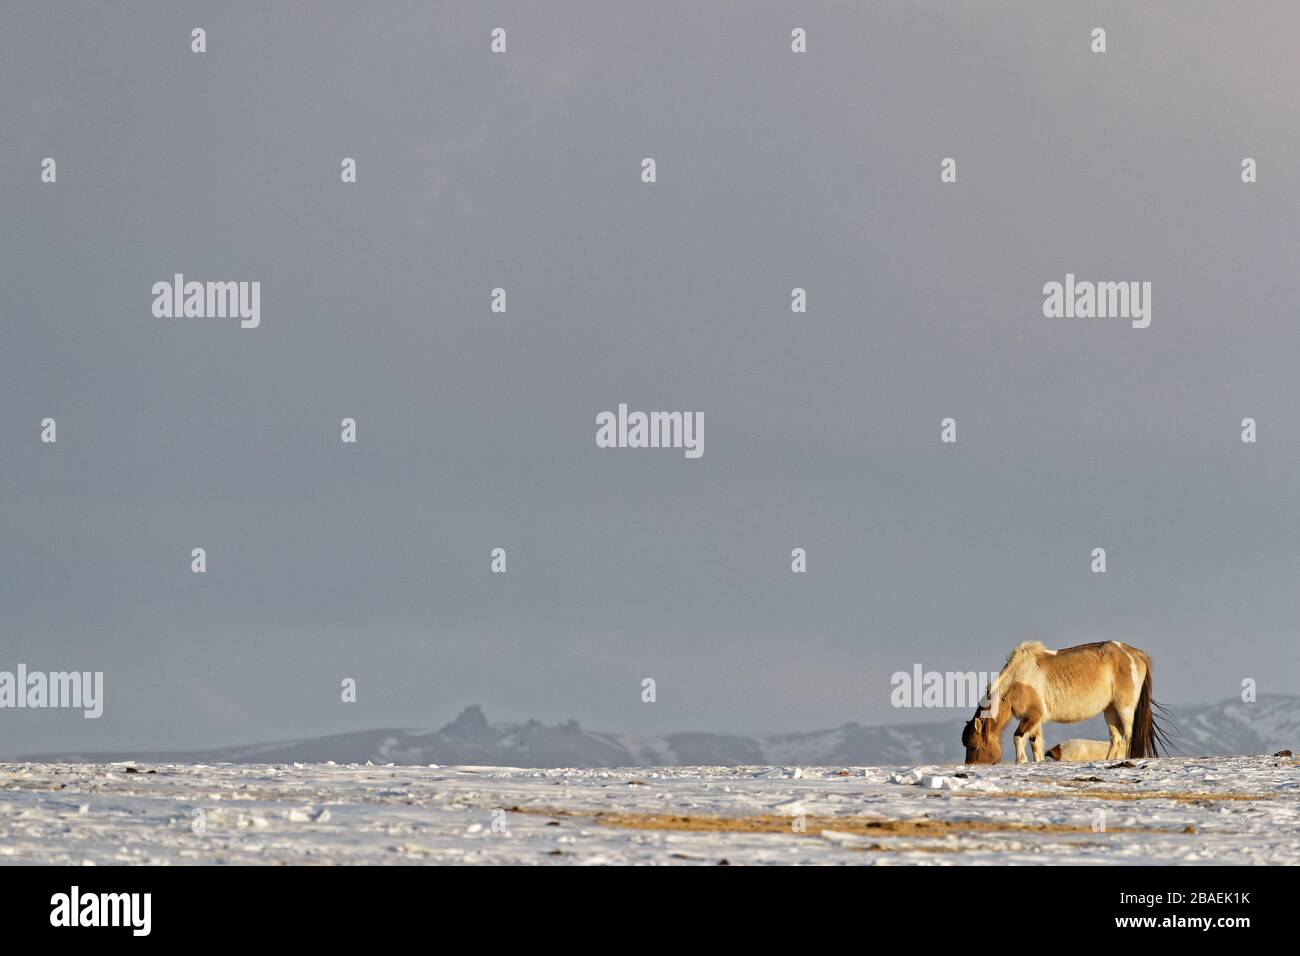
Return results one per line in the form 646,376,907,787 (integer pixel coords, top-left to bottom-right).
962,715,1001,764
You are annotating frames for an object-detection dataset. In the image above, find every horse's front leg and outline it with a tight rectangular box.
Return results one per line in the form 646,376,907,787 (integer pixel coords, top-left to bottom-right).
1031,732,1046,762
1013,722,1029,763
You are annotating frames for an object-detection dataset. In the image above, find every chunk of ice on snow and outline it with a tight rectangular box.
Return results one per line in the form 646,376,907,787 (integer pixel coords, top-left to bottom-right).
921,774,962,790
889,767,936,785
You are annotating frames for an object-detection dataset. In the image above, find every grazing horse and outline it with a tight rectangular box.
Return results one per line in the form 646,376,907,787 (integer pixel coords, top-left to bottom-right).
961,641,1171,764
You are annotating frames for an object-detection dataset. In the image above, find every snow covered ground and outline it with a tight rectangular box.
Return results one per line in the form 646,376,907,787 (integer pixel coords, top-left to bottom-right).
1,755,1295,865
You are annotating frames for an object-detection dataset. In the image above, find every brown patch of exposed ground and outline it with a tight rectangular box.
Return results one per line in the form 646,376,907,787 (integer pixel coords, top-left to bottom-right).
949,790,1274,802
509,806,1181,837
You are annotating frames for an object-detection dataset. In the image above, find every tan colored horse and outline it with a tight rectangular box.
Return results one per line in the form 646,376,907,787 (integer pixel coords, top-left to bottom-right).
1046,739,1111,761
962,641,1171,764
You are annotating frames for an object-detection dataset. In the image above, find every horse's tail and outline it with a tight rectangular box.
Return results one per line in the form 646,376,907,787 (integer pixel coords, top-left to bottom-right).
1129,657,1176,758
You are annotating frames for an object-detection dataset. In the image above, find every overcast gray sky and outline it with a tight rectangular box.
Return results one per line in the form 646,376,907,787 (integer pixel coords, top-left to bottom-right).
3,2,1299,754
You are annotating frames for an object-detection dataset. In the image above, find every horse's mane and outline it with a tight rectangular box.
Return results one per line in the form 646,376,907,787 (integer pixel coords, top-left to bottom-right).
986,640,1051,708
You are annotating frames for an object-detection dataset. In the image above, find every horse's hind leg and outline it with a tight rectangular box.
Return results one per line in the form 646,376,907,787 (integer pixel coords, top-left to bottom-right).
1104,706,1125,759
1117,707,1136,758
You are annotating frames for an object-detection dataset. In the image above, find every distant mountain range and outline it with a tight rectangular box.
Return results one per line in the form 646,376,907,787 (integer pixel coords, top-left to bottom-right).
18,695,1299,768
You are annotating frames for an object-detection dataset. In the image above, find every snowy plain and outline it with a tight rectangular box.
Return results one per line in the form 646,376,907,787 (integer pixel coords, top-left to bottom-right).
1,755,1295,865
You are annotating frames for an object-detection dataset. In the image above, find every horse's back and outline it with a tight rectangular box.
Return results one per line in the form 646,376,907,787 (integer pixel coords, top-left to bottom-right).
1039,641,1144,722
